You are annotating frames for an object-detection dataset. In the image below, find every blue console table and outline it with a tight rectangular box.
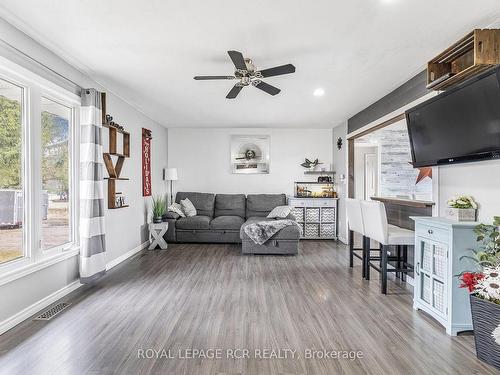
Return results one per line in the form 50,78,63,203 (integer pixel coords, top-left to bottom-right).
411,217,478,336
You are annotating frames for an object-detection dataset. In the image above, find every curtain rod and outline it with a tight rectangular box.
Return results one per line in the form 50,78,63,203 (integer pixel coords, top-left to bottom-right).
0,38,83,91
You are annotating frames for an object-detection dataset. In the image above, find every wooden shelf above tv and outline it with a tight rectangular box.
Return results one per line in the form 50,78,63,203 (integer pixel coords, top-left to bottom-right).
427,29,500,91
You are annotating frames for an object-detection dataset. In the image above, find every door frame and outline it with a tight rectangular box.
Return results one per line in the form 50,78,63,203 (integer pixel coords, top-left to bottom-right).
348,113,404,199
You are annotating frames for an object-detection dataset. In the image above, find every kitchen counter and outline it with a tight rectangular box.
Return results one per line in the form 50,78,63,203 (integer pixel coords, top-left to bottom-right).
370,196,434,230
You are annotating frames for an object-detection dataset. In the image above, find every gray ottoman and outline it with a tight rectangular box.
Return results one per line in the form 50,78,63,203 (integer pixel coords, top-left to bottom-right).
240,217,301,255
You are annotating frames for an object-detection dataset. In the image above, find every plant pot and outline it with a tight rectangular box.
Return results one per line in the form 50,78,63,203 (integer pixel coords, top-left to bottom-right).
153,217,163,224
470,295,500,370
444,207,476,222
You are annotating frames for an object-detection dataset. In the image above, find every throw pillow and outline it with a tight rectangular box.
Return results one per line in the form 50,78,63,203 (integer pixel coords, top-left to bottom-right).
167,203,185,218
180,198,197,217
267,205,292,219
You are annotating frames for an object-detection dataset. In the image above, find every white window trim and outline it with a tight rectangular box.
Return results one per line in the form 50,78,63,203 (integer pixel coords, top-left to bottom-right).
0,55,81,285
39,93,79,256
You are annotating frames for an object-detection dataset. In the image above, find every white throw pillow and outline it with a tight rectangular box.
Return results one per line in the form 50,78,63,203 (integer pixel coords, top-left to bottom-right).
267,205,292,219
180,198,197,217
168,203,185,217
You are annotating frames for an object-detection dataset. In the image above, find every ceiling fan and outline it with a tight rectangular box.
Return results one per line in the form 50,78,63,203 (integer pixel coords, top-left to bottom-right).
193,50,296,99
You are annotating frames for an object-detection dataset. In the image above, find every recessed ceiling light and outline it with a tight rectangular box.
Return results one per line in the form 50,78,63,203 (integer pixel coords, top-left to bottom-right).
313,88,325,97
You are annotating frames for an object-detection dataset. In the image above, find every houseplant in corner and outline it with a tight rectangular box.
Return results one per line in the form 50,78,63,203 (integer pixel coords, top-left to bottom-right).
152,195,166,223
459,216,500,370
445,195,477,221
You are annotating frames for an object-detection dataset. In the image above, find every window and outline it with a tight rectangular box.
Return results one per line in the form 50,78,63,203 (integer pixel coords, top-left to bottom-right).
0,79,24,265
41,97,72,250
0,57,80,279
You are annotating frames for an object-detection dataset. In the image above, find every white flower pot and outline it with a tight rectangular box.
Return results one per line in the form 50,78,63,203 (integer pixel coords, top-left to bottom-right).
444,207,476,222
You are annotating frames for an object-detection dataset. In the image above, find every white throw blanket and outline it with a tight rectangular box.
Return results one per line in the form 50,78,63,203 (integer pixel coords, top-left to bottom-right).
244,219,299,245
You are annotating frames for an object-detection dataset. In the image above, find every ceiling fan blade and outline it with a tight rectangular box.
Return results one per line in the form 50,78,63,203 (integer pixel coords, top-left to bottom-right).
253,80,281,96
259,64,296,78
226,84,243,99
194,75,235,80
227,50,247,71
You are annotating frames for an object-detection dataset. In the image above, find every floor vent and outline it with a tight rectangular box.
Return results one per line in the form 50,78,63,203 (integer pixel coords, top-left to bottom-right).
34,302,71,321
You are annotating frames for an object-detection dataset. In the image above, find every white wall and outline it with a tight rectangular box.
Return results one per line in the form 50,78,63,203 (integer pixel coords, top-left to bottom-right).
0,17,168,331
438,159,500,223
168,128,332,196
332,122,348,243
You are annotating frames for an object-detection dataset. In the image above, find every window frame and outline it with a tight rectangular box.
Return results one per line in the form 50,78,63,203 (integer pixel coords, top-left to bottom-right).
39,94,77,255
0,56,80,283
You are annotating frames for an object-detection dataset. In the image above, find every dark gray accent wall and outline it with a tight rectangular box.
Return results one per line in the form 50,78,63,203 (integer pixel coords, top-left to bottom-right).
348,70,429,134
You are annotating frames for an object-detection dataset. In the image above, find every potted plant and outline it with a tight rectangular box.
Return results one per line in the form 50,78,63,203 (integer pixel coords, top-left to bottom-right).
445,195,477,221
151,195,166,223
459,216,500,369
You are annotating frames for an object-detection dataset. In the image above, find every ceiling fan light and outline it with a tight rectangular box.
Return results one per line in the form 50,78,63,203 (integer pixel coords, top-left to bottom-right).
313,88,325,97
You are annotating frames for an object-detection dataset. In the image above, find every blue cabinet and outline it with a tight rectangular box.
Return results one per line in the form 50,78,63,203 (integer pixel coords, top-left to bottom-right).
411,217,477,336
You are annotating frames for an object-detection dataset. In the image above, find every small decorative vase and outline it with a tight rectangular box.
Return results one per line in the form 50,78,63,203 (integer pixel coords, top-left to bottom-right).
444,207,476,222
470,295,500,370
153,217,162,224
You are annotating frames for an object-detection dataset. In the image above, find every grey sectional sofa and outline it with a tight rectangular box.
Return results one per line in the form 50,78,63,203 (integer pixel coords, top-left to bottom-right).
163,192,300,254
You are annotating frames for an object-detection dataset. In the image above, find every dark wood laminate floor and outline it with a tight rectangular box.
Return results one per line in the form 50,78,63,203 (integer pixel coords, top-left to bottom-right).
0,241,496,375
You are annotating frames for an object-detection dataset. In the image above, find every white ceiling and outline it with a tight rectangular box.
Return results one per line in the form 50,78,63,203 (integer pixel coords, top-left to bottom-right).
0,1,499,128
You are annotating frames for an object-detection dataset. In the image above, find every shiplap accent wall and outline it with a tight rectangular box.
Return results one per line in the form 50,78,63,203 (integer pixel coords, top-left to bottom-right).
356,120,432,200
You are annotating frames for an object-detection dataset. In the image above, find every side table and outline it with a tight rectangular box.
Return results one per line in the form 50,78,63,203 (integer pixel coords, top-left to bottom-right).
149,222,168,250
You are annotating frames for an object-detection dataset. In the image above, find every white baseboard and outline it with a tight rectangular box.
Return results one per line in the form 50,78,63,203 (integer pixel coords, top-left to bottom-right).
106,241,149,271
338,236,348,245
0,241,149,336
0,279,81,335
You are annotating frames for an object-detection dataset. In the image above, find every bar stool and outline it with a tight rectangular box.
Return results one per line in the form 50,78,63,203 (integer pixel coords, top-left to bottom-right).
346,198,369,278
360,200,414,294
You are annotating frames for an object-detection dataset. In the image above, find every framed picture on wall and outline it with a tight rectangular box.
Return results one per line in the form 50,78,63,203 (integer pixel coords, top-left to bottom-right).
230,135,270,174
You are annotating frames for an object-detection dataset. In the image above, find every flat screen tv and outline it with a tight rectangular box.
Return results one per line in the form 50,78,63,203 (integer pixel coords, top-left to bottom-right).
406,67,500,167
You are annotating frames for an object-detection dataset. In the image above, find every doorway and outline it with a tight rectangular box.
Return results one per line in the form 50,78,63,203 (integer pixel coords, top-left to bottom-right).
353,145,379,200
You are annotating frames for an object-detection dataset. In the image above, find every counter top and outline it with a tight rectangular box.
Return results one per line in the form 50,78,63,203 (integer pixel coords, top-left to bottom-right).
371,196,435,208
410,216,479,228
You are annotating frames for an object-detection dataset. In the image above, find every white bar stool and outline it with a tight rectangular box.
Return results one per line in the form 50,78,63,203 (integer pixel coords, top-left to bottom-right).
360,200,414,294
346,198,369,278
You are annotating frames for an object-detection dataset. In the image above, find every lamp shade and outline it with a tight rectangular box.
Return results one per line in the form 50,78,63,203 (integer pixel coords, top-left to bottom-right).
164,168,178,181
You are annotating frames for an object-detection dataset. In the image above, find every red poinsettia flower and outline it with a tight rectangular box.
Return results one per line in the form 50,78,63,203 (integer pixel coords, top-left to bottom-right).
459,272,485,292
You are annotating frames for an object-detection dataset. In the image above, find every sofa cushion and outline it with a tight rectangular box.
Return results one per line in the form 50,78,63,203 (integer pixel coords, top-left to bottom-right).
267,205,292,219
246,194,287,218
175,215,210,230
210,215,245,230
215,194,246,218
176,192,215,217
180,198,197,217
167,202,185,217
163,211,180,220
240,217,301,241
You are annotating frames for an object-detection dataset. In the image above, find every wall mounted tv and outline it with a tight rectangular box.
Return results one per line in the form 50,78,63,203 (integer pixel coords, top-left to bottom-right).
406,67,500,168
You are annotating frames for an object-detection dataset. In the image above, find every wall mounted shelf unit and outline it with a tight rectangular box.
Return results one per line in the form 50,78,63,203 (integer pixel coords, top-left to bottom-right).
427,29,500,91
102,94,130,209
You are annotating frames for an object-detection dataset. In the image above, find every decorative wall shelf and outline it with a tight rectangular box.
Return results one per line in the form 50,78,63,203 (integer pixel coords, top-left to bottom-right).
427,29,500,91
304,170,335,175
102,93,130,209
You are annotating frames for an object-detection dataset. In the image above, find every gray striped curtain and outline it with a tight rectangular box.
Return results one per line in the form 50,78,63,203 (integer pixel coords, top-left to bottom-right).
80,89,106,283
